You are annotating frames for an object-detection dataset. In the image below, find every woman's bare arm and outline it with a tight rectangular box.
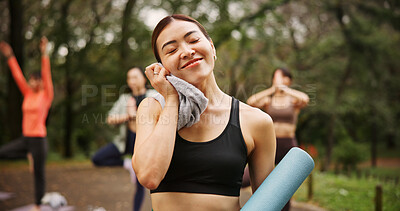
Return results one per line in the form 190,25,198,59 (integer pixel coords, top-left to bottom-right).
132,63,179,190
132,97,179,189
279,86,309,109
247,87,275,109
241,104,276,192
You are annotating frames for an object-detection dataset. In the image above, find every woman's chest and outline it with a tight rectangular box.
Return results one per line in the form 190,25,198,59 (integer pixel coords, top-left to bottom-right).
178,108,231,142
23,93,46,111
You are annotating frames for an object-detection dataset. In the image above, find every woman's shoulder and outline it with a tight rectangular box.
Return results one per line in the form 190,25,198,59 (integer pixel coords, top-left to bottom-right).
117,93,132,100
239,101,273,128
137,96,163,112
112,93,131,105
238,100,274,154
145,89,159,97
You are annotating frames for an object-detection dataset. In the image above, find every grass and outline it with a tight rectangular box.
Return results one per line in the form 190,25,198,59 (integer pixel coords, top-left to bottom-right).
294,170,400,211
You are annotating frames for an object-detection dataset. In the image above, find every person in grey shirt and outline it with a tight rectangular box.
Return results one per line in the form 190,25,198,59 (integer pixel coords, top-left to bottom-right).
91,67,156,211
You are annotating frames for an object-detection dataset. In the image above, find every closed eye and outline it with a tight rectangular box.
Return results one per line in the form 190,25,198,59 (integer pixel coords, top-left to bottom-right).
167,48,177,54
190,38,200,44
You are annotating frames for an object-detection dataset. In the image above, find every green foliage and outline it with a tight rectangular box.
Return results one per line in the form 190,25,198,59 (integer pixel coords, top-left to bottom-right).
333,138,369,171
294,171,400,211
0,0,399,159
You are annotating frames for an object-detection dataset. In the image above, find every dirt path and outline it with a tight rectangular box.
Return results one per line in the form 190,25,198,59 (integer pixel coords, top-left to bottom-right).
0,161,154,211
359,158,400,168
0,161,326,211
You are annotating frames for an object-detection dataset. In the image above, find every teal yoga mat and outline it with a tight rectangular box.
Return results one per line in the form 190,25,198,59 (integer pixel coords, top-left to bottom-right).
241,147,314,211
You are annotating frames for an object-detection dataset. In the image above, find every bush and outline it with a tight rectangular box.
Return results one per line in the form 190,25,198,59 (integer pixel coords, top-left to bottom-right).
333,138,369,172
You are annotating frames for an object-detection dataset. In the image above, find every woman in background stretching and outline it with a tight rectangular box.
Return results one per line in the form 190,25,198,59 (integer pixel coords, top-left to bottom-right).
247,67,309,211
91,67,156,211
0,37,53,211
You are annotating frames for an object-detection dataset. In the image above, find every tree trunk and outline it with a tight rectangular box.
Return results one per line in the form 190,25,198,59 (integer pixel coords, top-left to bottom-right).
61,0,73,158
64,55,73,158
323,114,336,171
120,0,136,71
371,120,377,167
321,1,355,171
6,0,24,140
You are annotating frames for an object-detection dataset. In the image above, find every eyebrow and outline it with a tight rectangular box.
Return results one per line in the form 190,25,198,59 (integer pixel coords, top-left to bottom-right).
161,30,199,50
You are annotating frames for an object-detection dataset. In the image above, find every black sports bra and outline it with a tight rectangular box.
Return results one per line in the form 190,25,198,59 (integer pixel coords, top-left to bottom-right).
150,97,248,196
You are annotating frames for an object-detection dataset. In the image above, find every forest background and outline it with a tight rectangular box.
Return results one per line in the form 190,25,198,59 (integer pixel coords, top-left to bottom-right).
0,0,399,172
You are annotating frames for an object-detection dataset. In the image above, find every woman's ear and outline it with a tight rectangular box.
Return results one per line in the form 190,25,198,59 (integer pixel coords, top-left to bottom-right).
210,39,217,59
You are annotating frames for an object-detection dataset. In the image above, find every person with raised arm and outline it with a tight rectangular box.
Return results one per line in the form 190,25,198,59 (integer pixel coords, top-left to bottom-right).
0,37,53,211
247,67,309,210
132,14,276,210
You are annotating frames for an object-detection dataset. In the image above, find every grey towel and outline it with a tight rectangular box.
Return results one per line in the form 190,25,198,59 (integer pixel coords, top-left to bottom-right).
152,75,208,130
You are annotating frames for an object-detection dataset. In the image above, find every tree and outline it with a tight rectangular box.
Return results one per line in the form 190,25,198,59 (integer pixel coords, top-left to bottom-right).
5,0,24,141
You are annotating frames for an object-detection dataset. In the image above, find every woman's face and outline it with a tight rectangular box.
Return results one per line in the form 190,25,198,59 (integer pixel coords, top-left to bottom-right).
156,20,215,85
273,69,291,86
127,68,146,90
28,77,42,92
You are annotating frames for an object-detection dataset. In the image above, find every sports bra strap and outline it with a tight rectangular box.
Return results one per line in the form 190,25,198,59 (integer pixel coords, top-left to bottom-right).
230,97,240,128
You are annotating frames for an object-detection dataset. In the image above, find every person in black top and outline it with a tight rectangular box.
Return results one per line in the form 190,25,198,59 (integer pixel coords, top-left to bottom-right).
132,14,276,210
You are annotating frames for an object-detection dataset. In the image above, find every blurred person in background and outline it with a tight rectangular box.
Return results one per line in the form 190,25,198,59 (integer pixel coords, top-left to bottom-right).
0,37,53,211
91,67,156,211
247,67,309,210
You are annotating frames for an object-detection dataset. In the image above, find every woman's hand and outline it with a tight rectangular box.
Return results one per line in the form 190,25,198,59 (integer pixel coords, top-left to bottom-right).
247,86,275,108
145,63,178,100
127,97,137,120
39,36,48,56
0,41,14,58
275,84,288,93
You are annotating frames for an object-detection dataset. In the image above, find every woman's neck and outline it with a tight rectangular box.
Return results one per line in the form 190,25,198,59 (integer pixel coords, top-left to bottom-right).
131,87,146,96
197,75,228,106
274,90,286,96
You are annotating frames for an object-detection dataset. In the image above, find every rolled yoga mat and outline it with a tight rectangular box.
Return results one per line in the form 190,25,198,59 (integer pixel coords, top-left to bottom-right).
241,147,314,211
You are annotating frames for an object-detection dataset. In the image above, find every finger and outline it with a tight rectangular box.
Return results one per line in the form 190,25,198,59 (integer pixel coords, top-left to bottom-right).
158,67,169,78
145,64,157,81
145,63,163,85
153,64,162,75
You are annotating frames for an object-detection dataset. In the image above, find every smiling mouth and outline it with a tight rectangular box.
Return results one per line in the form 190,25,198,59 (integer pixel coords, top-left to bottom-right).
181,58,203,69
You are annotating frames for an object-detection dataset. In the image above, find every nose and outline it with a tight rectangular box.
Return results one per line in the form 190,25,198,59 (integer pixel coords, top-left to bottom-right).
180,44,195,59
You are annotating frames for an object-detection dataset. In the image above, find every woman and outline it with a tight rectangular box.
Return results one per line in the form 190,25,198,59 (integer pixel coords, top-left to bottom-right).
0,37,53,211
247,67,309,210
132,14,276,210
91,67,156,211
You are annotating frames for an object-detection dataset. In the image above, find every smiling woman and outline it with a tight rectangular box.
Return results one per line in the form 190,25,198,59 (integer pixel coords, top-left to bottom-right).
132,14,276,211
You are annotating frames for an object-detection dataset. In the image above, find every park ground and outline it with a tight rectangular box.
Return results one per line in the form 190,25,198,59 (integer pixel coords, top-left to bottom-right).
0,159,331,211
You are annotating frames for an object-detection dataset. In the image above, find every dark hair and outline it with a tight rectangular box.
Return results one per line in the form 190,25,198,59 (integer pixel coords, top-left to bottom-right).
124,66,148,93
272,67,292,84
151,14,211,63
30,71,41,80
129,66,145,78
